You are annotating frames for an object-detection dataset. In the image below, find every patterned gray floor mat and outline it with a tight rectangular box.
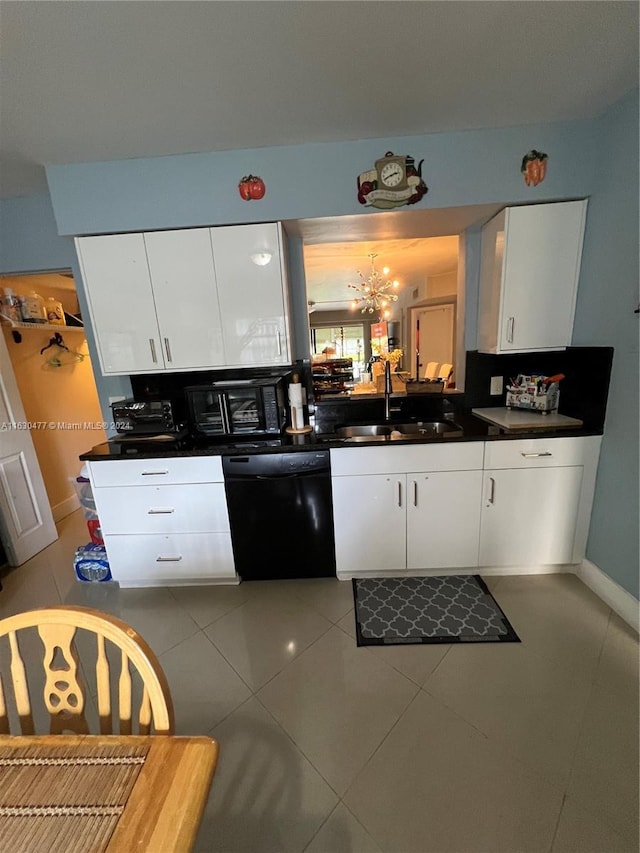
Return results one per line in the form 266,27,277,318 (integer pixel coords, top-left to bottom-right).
352,575,520,645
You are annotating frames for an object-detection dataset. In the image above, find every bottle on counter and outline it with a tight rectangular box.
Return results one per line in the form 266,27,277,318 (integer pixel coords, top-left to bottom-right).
21,291,46,323
45,297,65,325
0,287,21,324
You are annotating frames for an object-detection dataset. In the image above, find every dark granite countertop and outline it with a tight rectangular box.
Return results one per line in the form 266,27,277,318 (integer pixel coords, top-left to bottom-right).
80,413,602,462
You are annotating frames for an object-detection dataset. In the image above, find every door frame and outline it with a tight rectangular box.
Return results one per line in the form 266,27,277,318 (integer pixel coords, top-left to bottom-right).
408,297,457,381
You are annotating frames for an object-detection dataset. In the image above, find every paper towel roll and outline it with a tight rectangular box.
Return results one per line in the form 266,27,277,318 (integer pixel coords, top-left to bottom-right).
288,381,304,430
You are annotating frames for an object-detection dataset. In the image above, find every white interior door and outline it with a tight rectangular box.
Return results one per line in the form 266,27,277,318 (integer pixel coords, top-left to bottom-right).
0,332,58,565
417,304,454,378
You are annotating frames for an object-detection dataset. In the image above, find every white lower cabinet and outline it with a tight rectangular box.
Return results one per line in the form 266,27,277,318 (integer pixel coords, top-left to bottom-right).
87,458,237,587
331,474,406,574
407,470,483,569
330,445,484,578
478,435,601,568
479,466,583,566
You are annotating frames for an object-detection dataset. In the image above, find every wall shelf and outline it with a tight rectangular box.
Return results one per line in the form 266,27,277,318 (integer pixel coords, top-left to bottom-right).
1,311,84,333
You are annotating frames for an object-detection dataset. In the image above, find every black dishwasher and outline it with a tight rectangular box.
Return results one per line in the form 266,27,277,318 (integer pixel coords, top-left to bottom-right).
222,451,336,580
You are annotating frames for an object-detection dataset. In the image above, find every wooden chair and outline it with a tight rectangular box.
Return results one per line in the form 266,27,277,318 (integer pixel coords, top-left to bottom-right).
0,606,174,736
438,363,453,383
423,361,440,380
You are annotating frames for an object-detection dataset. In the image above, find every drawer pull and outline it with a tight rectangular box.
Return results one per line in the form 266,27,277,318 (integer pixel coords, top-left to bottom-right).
147,509,175,515
520,452,553,458
413,480,418,507
156,555,182,563
141,470,169,476
488,476,495,505
397,481,402,507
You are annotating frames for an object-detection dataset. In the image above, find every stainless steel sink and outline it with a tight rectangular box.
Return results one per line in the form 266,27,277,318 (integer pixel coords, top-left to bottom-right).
335,424,393,442
335,421,463,442
391,421,464,438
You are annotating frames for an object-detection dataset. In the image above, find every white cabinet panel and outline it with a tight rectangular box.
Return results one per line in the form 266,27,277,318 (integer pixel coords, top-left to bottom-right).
103,532,236,587
484,436,591,470
94,483,229,535
478,201,587,354
330,443,484,477
144,229,225,370
332,474,406,575
88,456,223,487
210,222,289,366
479,466,583,567
76,234,162,374
407,471,482,569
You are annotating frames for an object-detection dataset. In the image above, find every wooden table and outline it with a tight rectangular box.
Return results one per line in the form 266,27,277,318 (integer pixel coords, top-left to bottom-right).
0,734,218,852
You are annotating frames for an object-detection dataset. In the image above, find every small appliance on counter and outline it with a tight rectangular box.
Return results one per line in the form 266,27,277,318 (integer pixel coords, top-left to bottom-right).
111,398,184,435
185,371,290,438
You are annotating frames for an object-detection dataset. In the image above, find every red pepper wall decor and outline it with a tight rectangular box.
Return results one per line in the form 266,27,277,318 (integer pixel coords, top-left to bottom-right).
521,150,548,187
238,175,266,200
357,152,428,209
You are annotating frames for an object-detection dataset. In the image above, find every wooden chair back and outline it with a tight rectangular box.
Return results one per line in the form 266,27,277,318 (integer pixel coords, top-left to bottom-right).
0,606,174,735
438,363,453,382
424,361,440,380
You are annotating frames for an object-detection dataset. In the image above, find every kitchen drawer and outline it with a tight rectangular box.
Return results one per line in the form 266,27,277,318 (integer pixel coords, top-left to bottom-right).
483,436,597,470
94,483,229,534
103,532,236,587
330,442,484,477
88,456,223,487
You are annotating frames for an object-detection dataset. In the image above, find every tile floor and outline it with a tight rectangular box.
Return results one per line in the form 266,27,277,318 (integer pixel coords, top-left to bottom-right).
1,509,638,853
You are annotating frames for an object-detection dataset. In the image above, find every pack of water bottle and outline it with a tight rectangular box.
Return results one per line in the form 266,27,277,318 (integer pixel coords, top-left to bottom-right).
74,543,112,582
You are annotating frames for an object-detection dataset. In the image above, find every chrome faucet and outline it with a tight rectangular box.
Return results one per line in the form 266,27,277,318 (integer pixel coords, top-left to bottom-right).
384,359,392,421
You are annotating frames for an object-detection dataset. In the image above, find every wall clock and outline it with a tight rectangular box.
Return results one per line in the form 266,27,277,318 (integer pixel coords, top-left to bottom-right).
357,151,428,209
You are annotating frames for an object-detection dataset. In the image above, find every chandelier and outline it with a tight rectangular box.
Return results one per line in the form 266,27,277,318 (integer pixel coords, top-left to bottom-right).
348,253,400,319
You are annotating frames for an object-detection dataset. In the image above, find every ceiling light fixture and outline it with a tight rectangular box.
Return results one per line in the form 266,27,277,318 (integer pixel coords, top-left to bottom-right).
348,253,400,319
250,251,272,266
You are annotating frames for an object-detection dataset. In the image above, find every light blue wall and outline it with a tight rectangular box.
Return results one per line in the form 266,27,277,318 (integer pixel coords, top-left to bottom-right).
573,89,639,598
0,194,75,272
46,120,595,236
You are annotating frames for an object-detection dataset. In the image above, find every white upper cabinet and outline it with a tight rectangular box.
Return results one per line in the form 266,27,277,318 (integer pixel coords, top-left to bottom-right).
75,233,163,374
210,222,290,366
144,229,225,371
477,200,588,353
76,222,291,375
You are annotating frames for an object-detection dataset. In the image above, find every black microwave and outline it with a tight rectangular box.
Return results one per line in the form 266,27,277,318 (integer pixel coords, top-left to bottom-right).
185,373,290,437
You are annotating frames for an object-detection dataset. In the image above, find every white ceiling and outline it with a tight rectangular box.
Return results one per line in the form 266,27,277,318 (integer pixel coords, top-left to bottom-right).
1,1,637,200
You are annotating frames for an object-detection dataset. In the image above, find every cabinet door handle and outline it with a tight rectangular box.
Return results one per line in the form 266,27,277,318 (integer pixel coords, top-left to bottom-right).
521,452,553,458
397,481,402,507
487,476,495,504
149,338,158,363
141,470,169,476
507,317,515,343
164,337,172,362
147,508,175,515
276,330,282,356
156,555,182,563
412,480,418,507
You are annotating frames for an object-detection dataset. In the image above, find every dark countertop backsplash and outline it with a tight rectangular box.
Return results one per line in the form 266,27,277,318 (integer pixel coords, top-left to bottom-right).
462,346,613,431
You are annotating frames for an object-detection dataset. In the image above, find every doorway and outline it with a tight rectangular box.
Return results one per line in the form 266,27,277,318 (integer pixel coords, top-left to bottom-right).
411,301,456,382
0,271,106,561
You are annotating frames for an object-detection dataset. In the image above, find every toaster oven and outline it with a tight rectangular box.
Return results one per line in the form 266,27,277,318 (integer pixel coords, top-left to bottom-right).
111,399,180,435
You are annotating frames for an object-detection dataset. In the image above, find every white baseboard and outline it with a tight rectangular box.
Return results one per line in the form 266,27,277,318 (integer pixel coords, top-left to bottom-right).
577,559,639,633
52,494,80,523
